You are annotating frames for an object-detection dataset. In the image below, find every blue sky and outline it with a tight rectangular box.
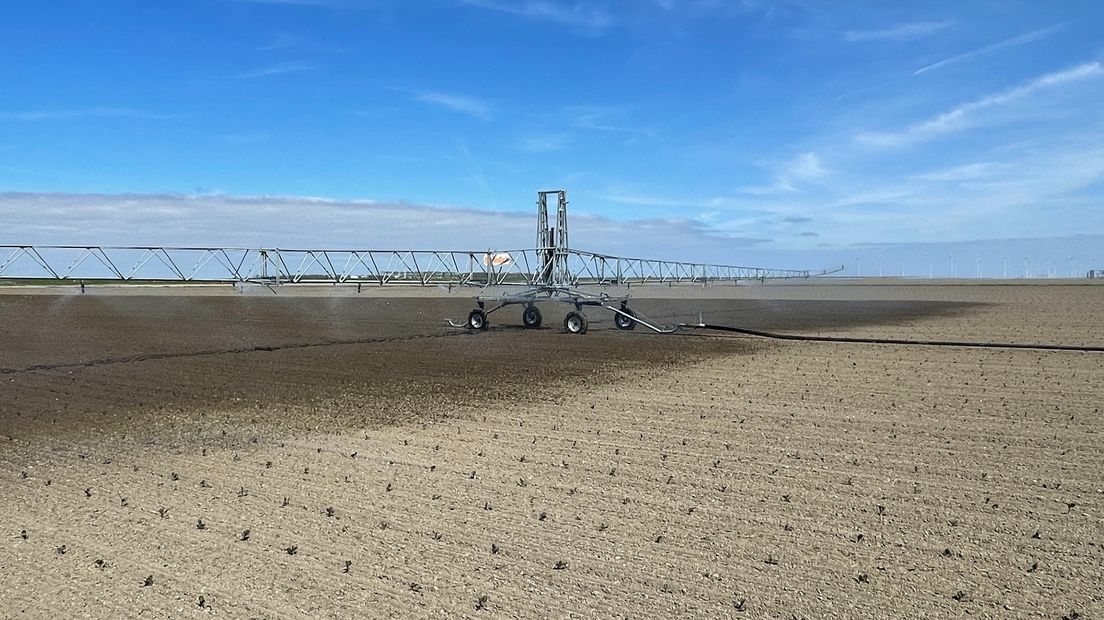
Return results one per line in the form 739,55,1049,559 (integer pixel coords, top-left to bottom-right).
2,0,1103,275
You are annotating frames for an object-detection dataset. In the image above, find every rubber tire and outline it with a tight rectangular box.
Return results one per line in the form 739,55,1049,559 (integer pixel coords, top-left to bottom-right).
467,309,488,331
563,311,588,335
614,307,637,331
522,305,543,329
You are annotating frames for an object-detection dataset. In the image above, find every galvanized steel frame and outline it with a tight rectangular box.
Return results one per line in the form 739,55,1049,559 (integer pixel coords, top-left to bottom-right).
0,244,833,285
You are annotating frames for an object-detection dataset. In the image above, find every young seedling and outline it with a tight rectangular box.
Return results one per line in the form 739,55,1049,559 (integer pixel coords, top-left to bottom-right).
553,560,568,570
325,507,335,518
240,529,251,542
490,543,500,555
198,595,206,609
142,575,154,587
158,507,169,519
285,545,298,555
196,519,207,530
475,594,489,611
343,560,351,574
733,598,747,612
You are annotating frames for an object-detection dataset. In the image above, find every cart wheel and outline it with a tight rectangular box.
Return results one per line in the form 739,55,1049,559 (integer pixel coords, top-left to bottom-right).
522,305,543,329
467,308,488,330
563,311,588,335
614,307,637,331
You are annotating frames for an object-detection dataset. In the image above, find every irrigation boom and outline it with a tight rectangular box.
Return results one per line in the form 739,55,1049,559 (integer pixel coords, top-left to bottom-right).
1,190,841,333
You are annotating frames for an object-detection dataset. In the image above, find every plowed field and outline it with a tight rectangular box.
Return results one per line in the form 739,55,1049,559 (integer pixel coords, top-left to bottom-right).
1,285,1101,619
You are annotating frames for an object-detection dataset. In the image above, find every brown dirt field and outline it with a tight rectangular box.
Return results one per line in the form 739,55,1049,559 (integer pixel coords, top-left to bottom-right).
1,285,1102,619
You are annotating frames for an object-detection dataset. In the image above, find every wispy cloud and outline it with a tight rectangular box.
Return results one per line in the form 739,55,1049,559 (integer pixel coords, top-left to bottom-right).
515,133,569,153
256,33,348,53
913,23,1065,75
857,62,1104,147
230,61,316,79
911,161,1007,182
458,0,614,35
233,0,349,7
844,20,954,43
0,107,180,121
784,152,829,180
738,152,828,195
414,91,492,120
565,106,658,139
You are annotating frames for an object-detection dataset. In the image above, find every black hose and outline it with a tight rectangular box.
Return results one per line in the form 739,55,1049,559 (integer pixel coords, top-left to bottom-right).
690,324,1104,353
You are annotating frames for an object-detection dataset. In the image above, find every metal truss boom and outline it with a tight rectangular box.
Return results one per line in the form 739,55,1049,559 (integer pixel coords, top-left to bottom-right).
0,244,839,285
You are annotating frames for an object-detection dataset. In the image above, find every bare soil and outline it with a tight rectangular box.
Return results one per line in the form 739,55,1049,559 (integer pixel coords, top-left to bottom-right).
0,285,1101,619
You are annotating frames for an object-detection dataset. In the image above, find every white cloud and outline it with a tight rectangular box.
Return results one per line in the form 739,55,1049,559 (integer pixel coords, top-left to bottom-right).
230,61,316,79
515,133,569,153
913,23,1065,75
414,91,492,121
844,20,954,43
784,152,828,180
0,192,772,262
565,106,659,139
736,152,828,196
457,0,613,34
911,162,1006,182
234,0,349,7
856,62,1104,147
